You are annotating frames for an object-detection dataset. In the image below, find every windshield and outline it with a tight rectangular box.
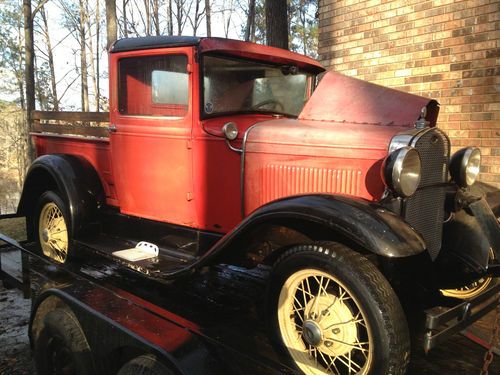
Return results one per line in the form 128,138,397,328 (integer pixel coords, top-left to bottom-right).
202,55,315,117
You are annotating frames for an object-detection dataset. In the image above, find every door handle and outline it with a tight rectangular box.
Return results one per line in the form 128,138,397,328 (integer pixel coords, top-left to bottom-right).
108,124,117,132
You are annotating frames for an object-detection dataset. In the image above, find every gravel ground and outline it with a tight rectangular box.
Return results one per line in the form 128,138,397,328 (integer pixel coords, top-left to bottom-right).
0,284,34,375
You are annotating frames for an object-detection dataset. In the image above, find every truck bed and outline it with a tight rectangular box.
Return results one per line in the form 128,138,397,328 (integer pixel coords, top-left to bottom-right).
32,111,118,205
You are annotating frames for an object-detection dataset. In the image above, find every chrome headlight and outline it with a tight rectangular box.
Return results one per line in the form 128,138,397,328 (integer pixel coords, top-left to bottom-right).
449,147,481,187
382,146,422,197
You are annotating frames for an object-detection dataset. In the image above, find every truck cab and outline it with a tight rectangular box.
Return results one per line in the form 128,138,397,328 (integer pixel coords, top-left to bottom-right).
13,36,499,375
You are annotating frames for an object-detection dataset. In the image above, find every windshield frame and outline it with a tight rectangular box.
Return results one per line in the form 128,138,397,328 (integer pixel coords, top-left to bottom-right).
199,53,317,120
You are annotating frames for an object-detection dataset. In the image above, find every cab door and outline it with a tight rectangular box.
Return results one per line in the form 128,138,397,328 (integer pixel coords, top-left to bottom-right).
109,48,195,227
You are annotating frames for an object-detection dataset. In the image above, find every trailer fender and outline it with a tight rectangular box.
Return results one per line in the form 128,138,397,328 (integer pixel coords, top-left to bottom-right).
30,289,184,375
17,154,104,238
198,194,427,268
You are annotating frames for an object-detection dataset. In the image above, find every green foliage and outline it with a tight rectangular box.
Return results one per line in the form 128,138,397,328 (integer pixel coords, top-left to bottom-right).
289,0,318,58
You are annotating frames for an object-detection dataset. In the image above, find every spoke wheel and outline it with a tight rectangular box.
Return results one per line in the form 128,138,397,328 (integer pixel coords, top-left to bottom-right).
278,269,372,375
36,191,71,264
441,248,496,299
268,242,410,375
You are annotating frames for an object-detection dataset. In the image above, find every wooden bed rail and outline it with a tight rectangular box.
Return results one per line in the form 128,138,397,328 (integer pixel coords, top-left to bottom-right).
32,111,110,138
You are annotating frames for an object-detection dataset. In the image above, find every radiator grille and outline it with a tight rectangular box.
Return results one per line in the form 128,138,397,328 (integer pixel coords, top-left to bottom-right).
404,128,450,260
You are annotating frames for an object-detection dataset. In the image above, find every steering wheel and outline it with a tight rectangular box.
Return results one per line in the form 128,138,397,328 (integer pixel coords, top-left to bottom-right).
251,99,284,112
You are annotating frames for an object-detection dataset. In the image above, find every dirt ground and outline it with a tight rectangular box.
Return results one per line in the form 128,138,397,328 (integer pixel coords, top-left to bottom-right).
0,285,34,375
0,280,498,375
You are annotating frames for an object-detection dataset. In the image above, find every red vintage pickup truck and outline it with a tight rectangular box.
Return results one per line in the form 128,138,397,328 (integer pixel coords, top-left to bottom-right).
12,36,499,375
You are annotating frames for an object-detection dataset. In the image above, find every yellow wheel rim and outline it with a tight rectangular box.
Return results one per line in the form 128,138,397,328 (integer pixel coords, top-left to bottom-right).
277,269,373,374
38,202,68,263
440,248,495,299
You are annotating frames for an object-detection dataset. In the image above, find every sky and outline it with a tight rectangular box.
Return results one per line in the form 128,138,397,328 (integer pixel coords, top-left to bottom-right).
2,0,249,110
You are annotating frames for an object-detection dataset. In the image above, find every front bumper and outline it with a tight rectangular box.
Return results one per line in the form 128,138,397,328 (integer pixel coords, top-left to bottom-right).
423,281,500,352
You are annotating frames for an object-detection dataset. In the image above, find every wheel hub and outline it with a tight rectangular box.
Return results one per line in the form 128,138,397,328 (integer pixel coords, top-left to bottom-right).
42,228,50,242
302,320,323,346
305,294,359,356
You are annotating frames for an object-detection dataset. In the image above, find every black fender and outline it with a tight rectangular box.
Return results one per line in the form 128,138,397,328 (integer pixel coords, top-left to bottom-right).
17,154,104,238
191,194,427,273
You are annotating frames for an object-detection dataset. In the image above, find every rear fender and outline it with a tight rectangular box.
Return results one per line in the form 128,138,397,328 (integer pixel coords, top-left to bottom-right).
17,154,104,238
197,194,427,268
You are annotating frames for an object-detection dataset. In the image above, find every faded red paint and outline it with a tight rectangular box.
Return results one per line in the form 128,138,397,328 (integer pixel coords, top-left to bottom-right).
300,72,437,126
32,39,438,234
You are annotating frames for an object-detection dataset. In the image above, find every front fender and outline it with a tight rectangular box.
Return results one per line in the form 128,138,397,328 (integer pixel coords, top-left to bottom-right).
196,195,426,269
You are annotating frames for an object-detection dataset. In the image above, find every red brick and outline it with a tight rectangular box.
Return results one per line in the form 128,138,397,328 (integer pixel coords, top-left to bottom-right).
318,0,499,185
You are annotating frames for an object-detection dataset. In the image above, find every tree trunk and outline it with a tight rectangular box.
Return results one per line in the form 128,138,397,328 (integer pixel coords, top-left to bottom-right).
22,0,35,161
244,0,255,41
265,0,288,49
40,6,59,111
105,0,117,50
176,1,182,35
143,0,150,35
96,0,101,110
86,1,99,111
205,0,211,36
153,0,160,35
122,0,128,37
167,0,173,35
79,0,89,111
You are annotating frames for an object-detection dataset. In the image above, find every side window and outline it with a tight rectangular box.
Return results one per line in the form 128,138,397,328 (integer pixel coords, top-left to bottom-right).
118,54,188,117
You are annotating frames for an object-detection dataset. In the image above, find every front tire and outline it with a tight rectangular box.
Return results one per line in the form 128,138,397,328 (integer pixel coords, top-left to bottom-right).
35,191,71,263
268,242,410,375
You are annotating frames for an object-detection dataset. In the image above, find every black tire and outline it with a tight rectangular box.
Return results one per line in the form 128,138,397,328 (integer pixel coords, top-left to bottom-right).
34,308,95,375
117,355,174,375
268,242,410,375
35,191,73,263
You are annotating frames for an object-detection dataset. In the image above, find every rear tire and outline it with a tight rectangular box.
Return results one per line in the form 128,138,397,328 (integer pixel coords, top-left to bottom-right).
268,242,410,375
34,308,94,375
117,355,174,375
35,191,72,263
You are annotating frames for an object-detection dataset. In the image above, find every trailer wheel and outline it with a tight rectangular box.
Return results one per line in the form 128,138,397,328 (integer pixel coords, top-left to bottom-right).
268,242,410,375
34,308,94,375
35,191,72,263
117,355,174,375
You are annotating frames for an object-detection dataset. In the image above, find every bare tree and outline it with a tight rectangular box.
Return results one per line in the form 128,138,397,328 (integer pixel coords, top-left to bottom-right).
105,0,117,49
23,0,47,161
187,0,204,36
205,0,211,36
39,5,59,110
166,0,173,35
152,0,160,35
143,0,151,35
244,0,255,41
173,0,192,35
265,0,288,49
85,1,100,111
78,0,89,111
122,0,129,37
222,0,234,38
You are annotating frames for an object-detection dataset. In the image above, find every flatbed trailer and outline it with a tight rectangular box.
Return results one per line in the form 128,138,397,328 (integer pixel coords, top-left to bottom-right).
0,223,297,374
1,214,499,374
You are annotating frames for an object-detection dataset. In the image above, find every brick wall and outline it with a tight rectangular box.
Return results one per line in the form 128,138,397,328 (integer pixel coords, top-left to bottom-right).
318,0,500,188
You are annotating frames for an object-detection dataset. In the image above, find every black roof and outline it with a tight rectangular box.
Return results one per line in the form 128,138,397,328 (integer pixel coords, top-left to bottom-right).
110,36,202,53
